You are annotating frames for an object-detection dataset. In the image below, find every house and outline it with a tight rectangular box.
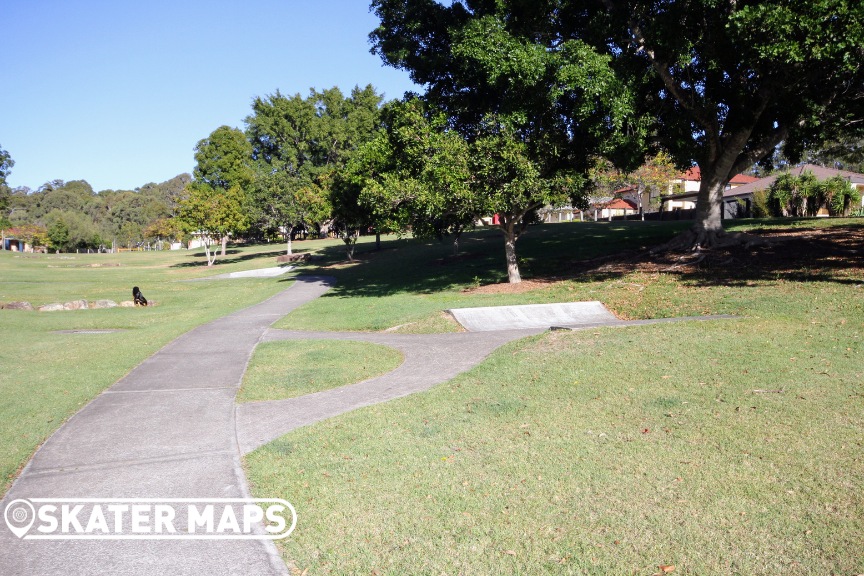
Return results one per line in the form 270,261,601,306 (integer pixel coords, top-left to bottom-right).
670,167,759,195
661,167,759,212
603,167,759,216
539,198,638,223
660,164,864,218
2,236,30,252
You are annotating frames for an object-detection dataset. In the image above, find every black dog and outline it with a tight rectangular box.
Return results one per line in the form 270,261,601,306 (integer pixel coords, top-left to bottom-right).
133,286,148,307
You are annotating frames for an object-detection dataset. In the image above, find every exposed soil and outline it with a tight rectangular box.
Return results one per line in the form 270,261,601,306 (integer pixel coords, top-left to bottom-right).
466,225,864,294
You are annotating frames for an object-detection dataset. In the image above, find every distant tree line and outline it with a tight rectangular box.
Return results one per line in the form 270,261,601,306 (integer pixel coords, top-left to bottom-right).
0,167,190,252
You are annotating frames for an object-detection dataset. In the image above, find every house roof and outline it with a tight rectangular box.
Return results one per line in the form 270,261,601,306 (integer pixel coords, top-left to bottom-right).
722,164,864,198
664,163,864,201
678,166,758,185
613,184,638,195
605,198,638,210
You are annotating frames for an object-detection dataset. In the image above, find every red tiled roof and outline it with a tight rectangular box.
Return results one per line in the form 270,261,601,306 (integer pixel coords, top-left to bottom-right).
679,167,701,181
679,166,757,184
606,198,638,210
665,163,864,201
730,173,759,184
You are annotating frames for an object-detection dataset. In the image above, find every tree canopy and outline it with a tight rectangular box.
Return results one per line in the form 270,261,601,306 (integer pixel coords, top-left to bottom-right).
246,85,385,258
370,0,642,281
590,0,864,245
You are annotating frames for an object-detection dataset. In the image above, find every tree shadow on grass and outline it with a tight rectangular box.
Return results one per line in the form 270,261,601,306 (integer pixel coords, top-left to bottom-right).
281,222,698,298
557,223,864,288
281,222,864,300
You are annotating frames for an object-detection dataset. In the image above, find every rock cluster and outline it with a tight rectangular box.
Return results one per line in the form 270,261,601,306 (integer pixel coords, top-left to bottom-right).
1,299,156,311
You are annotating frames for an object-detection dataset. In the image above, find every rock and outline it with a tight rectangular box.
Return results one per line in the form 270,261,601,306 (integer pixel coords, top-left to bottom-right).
91,299,118,309
38,303,65,312
63,300,89,310
276,253,310,263
5,301,34,311
120,301,136,307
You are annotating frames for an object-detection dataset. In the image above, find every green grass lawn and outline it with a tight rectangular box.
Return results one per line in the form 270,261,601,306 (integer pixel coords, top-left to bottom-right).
238,340,403,402
2,218,863,574
243,218,864,575
0,241,336,492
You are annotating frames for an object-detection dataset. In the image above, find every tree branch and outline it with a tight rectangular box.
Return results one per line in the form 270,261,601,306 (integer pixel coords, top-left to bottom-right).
620,16,716,135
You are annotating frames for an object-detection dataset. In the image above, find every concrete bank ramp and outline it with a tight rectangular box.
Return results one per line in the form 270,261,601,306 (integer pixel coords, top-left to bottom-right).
448,301,618,332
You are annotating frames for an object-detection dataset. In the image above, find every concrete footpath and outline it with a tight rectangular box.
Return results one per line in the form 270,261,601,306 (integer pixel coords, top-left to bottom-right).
0,277,334,576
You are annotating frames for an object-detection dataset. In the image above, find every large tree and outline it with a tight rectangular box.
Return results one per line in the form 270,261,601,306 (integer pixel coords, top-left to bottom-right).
590,0,864,247
371,0,641,282
190,126,254,256
349,98,480,256
250,169,330,255
246,85,384,258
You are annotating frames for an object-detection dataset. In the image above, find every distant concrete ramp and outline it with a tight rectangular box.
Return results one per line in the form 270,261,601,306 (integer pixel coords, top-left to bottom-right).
448,301,619,332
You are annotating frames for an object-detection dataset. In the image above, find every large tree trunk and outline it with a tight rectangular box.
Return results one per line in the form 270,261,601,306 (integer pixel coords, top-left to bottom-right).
691,169,728,247
285,225,293,255
220,235,228,257
502,222,521,284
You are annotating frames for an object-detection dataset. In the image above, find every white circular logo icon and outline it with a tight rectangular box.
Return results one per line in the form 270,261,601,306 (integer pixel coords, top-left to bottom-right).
4,499,36,538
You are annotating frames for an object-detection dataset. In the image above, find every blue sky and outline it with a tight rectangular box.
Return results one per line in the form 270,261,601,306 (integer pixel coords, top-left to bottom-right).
2,0,418,192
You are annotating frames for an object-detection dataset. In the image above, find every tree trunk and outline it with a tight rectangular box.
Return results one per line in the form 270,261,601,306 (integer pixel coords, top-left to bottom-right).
639,185,645,221
220,235,228,256
204,242,215,266
691,172,727,247
343,229,358,261
375,232,381,251
286,226,293,255
502,222,521,284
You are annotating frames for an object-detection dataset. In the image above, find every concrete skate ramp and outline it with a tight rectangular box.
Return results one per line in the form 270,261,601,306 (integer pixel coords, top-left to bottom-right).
448,301,618,332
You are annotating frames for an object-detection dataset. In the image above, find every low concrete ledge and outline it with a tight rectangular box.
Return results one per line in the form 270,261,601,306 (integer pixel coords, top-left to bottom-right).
448,301,619,332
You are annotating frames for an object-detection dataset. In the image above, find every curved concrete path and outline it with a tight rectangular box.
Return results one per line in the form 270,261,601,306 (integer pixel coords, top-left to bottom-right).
236,328,541,453
0,277,334,576
0,276,541,575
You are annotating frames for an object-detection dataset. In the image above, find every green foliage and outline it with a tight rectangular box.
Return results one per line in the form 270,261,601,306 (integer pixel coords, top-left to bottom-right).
1,175,183,250
751,189,772,218
3,224,48,247
0,144,13,188
350,98,479,243
43,210,101,251
769,171,860,217
142,218,180,244
46,215,69,251
193,126,254,191
177,183,249,265
371,2,641,280
246,85,385,243
588,0,864,232
250,169,330,252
